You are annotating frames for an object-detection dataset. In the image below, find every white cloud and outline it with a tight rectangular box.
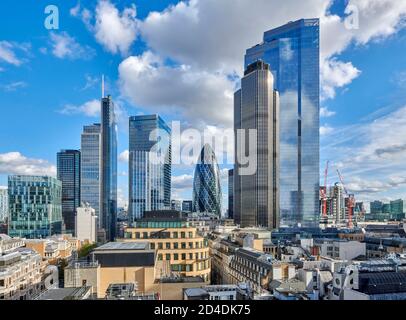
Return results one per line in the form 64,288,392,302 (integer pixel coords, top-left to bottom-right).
0,152,56,176
81,74,99,91
320,125,334,136
119,150,129,163
172,174,194,199
140,0,330,74
93,0,138,55
59,99,100,117
1,81,27,92
50,32,95,60
118,51,234,128
0,41,30,66
321,58,361,100
320,107,336,118
117,187,128,207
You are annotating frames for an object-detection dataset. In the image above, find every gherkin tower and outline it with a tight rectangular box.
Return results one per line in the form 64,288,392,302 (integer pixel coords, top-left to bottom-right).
192,144,222,216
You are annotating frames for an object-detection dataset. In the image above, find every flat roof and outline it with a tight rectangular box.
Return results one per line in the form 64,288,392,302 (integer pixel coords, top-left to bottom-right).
94,242,149,251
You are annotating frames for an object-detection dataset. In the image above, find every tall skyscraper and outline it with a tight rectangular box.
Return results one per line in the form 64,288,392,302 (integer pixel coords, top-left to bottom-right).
234,60,280,229
128,115,171,222
0,187,8,223
57,149,80,235
228,169,234,219
192,144,222,216
245,19,320,228
100,95,118,241
8,175,62,238
80,124,101,221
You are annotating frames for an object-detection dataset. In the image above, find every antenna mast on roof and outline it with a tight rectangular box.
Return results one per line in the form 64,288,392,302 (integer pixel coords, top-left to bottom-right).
102,74,105,98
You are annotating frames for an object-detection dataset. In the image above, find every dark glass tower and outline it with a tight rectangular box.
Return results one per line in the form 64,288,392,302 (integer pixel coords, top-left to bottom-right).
228,169,234,219
100,95,117,241
245,19,320,228
234,61,280,229
57,149,81,235
128,115,171,222
192,144,222,216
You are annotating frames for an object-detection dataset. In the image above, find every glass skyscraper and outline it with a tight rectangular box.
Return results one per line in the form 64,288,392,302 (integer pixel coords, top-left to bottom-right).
192,144,222,216
57,149,80,235
128,115,171,223
100,95,118,241
80,124,101,221
8,175,62,238
0,188,8,223
245,19,320,228
228,169,234,219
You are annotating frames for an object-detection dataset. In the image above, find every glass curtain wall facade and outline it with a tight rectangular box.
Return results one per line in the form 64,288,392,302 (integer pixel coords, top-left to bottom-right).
8,175,62,238
57,149,80,235
192,144,222,216
234,61,280,229
101,95,118,241
0,188,8,223
128,115,171,223
228,169,234,219
80,124,101,221
245,19,320,228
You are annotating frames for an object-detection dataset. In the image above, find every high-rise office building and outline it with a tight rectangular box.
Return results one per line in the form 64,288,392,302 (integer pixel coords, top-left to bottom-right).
182,200,193,213
245,19,320,228
57,149,80,235
390,199,404,216
330,183,345,224
234,60,280,229
370,200,383,214
192,144,222,216
228,169,234,219
100,95,118,241
80,124,101,220
8,175,62,238
0,187,8,223
128,115,171,222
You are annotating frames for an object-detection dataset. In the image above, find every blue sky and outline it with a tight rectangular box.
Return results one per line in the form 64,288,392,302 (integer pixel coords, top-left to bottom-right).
1,0,406,212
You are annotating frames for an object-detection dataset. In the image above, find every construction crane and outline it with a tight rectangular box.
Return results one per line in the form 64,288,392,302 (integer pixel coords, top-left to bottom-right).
321,161,330,218
337,169,355,228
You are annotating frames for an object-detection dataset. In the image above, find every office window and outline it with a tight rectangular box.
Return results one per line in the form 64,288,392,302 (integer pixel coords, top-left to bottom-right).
166,254,171,261
181,253,186,260
166,243,170,249
181,232,185,238
158,254,162,260
173,242,178,249
173,232,178,238
181,242,186,249
188,242,193,249
150,243,155,250
188,232,193,238
174,254,179,260
158,243,163,249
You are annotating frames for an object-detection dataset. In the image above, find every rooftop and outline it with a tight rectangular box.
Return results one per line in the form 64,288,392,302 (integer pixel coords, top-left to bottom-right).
94,242,149,251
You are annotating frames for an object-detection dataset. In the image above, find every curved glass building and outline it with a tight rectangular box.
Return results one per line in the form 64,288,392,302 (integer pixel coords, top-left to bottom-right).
192,144,222,216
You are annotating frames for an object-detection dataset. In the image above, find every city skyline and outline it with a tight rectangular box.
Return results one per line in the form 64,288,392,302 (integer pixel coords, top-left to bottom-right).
1,0,406,213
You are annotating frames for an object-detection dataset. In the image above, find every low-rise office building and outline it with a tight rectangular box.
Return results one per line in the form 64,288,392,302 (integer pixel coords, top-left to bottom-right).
319,240,366,261
122,211,210,282
65,242,208,300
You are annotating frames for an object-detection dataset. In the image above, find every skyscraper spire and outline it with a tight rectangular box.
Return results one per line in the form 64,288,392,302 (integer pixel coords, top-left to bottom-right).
101,74,105,98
